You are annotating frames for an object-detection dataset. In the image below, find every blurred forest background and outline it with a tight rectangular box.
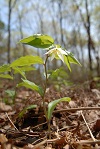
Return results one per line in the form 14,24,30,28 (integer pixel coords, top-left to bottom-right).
0,0,100,85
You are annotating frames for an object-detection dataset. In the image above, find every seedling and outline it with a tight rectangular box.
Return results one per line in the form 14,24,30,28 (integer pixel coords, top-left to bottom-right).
5,89,16,104
0,34,81,138
49,67,73,90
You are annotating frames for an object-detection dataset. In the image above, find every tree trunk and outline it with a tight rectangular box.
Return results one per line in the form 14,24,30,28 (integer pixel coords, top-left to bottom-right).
95,49,100,76
18,14,26,56
85,0,92,71
7,0,17,63
58,0,64,45
7,0,11,64
51,0,59,44
75,0,94,74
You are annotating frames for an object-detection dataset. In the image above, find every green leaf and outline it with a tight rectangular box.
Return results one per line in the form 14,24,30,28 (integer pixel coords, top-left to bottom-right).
10,55,44,67
14,66,36,73
50,68,68,79
93,77,100,81
64,51,81,71
48,97,71,120
13,66,36,79
26,104,37,110
0,64,11,73
19,104,37,118
50,69,60,78
5,90,15,97
19,34,54,48
17,79,44,96
13,67,26,79
64,56,71,71
0,74,13,79
65,51,81,65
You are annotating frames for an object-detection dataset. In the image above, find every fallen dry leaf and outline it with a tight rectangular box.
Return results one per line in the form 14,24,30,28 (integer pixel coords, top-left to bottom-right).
63,144,70,149
93,119,100,132
0,134,8,144
0,102,12,112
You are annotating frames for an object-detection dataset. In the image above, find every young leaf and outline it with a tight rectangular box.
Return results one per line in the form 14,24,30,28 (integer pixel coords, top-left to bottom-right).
64,56,71,71
19,34,54,48
14,66,36,73
19,104,37,118
13,66,36,79
17,79,44,96
10,55,43,67
26,104,37,110
64,51,81,71
0,64,11,73
5,90,15,97
65,51,81,66
48,97,71,120
50,68,68,79
13,67,26,79
0,74,13,79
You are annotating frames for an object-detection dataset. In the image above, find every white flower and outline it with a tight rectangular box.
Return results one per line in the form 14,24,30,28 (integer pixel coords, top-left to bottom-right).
45,46,67,62
45,45,81,71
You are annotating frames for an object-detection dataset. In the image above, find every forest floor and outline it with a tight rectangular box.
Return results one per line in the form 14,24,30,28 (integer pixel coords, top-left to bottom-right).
0,79,100,149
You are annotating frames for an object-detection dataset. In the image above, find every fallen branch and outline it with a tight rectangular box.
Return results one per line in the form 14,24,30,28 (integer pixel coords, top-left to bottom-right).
76,139,100,145
54,107,100,113
32,137,100,148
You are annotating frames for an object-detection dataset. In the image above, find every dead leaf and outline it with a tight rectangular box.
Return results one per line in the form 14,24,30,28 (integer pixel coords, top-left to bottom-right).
93,119,100,132
75,144,92,149
92,89,100,99
45,147,52,149
0,134,8,144
0,102,12,112
69,101,77,108
63,144,70,149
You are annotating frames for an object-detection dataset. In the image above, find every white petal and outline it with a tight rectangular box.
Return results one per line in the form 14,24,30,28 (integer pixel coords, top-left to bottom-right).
57,52,64,62
45,48,56,55
58,48,67,55
50,53,55,61
45,50,52,55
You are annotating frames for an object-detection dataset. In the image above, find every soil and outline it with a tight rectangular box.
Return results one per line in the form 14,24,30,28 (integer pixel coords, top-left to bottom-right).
0,80,100,149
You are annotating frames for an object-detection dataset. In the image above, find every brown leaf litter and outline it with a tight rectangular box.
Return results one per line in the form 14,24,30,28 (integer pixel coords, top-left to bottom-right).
0,80,100,149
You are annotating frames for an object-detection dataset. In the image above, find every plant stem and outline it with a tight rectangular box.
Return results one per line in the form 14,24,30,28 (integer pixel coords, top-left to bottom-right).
11,68,16,104
42,56,48,118
42,55,51,139
47,120,51,139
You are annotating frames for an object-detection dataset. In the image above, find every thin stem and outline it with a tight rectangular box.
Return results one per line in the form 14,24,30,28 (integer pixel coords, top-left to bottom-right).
42,55,52,139
42,55,49,119
47,120,51,139
11,68,16,104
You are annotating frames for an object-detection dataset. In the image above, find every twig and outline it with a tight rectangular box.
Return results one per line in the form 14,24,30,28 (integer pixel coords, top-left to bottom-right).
32,137,100,149
31,121,47,129
32,138,60,149
76,139,100,145
80,111,95,141
32,136,47,145
54,107,100,113
5,112,19,131
47,138,100,146
32,138,47,149
47,138,61,142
